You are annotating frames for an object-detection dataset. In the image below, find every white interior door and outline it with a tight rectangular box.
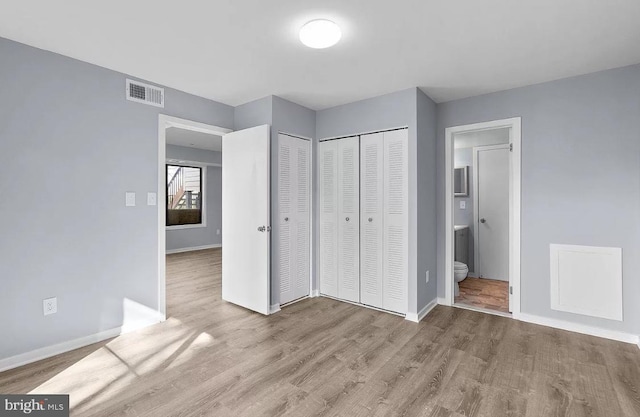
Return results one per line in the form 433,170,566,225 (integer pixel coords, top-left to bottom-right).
278,134,310,305
337,136,360,303
360,133,384,308
222,125,270,315
476,145,510,283
319,140,338,297
383,129,408,314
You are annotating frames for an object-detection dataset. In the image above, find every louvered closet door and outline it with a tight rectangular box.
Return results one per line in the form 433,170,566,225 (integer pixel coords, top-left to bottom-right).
278,134,311,305
383,129,408,314
359,133,384,309
319,140,339,297
337,136,360,303
293,137,311,301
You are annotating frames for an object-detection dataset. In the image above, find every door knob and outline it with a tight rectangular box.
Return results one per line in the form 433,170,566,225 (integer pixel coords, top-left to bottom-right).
368,217,373,222
480,218,486,224
284,217,289,222
345,217,350,222
258,226,266,232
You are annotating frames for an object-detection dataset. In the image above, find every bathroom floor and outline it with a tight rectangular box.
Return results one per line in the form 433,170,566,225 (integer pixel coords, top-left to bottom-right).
456,277,509,313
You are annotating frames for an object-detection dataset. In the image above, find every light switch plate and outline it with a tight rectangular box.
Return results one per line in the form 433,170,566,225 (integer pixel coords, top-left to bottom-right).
425,271,430,284
460,201,466,209
147,192,157,206
43,297,57,316
125,192,136,207
216,229,220,235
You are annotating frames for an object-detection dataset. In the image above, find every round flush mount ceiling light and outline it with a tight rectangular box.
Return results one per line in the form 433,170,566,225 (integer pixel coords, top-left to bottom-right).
299,19,342,49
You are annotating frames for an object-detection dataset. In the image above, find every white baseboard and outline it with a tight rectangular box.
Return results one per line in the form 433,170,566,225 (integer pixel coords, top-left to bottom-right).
0,316,161,373
437,297,450,306
269,304,281,314
405,298,439,323
166,244,221,255
518,313,639,345
310,289,320,298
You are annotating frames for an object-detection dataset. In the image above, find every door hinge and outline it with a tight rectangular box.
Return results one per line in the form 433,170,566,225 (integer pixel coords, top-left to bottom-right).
509,143,513,152
509,286,513,295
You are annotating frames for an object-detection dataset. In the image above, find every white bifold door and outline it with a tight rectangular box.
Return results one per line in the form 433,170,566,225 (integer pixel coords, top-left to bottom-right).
318,136,360,302
278,134,311,305
360,130,408,314
221,125,271,315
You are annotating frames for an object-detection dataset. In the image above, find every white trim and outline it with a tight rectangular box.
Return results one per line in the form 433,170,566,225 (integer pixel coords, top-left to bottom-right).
319,126,408,142
166,244,222,255
320,294,405,317
310,289,320,297
280,296,309,308
472,144,510,281
518,313,639,345
269,304,281,314
405,298,438,323
0,316,161,373
445,117,521,319
158,115,232,321
437,297,449,306
166,158,222,168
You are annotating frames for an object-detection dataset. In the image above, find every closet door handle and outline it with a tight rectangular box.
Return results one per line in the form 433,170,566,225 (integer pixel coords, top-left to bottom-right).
368,217,373,222
284,217,289,222
345,217,350,222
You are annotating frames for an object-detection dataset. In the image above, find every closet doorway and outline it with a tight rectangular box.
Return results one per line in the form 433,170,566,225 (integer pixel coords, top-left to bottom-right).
277,133,312,306
318,128,409,316
444,118,521,318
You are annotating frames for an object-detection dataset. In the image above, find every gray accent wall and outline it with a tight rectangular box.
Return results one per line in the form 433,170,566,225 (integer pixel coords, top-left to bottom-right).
0,37,234,360
437,64,640,335
416,89,439,311
165,145,222,251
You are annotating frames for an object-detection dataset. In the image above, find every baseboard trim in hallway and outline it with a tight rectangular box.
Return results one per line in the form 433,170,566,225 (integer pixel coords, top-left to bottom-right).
0,316,162,373
166,244,221,254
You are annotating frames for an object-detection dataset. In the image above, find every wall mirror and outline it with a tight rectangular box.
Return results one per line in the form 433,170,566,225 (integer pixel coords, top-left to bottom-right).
454,166,468,197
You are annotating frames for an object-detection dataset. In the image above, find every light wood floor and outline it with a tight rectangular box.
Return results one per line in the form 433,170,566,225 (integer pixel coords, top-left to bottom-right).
455,277,510,314
1,249,640,416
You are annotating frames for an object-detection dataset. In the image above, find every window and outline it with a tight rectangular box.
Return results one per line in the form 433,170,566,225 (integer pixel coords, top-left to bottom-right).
166,164,204,227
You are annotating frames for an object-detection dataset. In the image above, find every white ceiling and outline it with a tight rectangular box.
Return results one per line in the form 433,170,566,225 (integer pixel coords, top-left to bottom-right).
166,127,222,152
1,1,639,110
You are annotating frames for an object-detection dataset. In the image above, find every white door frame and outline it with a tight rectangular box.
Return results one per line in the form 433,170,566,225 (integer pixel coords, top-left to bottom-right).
278,132,314,306
158,115,232,320
444,117,521,318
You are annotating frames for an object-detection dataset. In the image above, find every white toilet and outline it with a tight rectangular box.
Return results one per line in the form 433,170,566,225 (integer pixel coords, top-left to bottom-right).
454,261,469,296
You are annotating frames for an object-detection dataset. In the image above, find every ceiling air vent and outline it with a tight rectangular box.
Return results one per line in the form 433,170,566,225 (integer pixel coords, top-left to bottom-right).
126,79,164,108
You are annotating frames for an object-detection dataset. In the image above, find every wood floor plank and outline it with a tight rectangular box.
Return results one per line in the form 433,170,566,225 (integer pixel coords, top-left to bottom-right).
1,248,639,417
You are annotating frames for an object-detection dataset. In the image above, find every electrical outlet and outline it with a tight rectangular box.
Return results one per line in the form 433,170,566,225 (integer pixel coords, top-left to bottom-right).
43,297,57,316
216,229,220,235
425,270,430,284
147,192,157,206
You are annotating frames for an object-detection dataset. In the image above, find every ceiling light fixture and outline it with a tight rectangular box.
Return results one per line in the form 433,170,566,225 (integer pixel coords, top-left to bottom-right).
299,19,341,49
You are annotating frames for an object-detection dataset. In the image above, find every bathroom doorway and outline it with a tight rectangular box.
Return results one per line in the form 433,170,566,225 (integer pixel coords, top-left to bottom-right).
444,118,521,318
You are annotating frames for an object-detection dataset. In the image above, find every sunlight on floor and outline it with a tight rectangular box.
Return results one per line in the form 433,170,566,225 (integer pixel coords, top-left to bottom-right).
28,317,216,413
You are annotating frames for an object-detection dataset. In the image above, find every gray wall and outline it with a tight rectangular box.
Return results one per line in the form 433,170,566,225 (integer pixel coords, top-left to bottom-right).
316,88,435,315
416,89,439,310
437,64,640,335
0,37,234,360
453,148,475,272
165,145,222,251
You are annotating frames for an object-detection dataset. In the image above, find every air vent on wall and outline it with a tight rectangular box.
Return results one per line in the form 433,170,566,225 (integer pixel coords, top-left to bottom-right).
126,79,164,108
